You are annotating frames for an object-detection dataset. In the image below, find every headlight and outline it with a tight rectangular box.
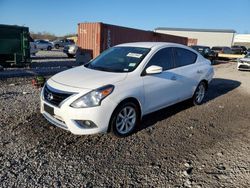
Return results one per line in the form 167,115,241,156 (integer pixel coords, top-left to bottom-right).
70,85,114,108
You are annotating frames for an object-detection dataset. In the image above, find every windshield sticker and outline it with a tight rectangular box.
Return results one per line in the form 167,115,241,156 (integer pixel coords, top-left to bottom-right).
127,53,143,58
128,63,137,67
123,68,129,71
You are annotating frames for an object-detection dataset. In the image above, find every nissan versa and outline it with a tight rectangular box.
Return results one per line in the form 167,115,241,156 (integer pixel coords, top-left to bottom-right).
41,42,214,137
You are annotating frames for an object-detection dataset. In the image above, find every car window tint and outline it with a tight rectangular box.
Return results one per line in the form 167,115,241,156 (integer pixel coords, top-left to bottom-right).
212,47,221,51
146,48,174,71
174,47,197,67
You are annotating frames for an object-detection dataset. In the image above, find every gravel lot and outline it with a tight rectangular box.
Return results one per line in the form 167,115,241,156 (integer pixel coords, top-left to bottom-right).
0,59,250,187
0,50,77,78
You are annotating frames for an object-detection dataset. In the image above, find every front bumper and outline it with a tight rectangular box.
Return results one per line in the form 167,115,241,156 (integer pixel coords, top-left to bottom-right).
40,92,118,135
238,62,250,70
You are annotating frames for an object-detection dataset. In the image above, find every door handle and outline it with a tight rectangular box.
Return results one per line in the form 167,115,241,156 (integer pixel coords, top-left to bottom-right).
171,76,177,80
197,70,203,74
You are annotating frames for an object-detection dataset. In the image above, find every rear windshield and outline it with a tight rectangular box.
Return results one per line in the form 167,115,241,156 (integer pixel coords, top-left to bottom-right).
212,47,222,50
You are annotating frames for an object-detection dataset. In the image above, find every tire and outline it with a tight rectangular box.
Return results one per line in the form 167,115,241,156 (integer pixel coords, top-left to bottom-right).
55,44,60,49
47,46,52,51
110,102,140,137
192,81,207,105
67,53,75,58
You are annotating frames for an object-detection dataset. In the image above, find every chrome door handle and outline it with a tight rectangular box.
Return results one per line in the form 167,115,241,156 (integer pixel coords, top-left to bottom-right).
197,70,203,74
171,76,177,80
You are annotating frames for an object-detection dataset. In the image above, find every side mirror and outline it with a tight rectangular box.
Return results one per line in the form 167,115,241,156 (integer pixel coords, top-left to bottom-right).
145,65,163,75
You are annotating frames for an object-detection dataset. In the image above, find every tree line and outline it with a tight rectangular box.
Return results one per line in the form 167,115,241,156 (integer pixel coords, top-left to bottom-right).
30,31,76,41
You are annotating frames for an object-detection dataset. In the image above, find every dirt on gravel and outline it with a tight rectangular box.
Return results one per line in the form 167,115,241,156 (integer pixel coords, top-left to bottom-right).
0,61,250,187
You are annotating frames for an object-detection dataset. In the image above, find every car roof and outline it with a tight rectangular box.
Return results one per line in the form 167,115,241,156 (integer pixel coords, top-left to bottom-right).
212,46,230,48
191,45,210,48
116,42,187,49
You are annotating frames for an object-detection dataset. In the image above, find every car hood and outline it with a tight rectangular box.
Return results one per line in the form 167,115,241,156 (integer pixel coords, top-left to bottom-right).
50,66,127,89
240,58,250,62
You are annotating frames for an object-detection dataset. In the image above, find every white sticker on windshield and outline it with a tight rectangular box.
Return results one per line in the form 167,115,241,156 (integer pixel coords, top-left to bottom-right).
127,53,143,58
128,63,136,67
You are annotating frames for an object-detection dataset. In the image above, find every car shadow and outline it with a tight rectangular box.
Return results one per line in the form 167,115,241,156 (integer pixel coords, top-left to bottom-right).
138,78,241,131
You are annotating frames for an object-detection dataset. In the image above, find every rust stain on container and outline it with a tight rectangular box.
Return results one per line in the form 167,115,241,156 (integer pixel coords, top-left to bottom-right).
187,38,198,46
78,22,188,58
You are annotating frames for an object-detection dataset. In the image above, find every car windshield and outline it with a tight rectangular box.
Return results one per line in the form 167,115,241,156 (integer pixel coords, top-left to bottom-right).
245,53,250,58
85,47,150,72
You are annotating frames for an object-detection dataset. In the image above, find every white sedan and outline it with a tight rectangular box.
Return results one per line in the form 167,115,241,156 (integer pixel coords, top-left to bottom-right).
40,42,214,137
238,53,250,70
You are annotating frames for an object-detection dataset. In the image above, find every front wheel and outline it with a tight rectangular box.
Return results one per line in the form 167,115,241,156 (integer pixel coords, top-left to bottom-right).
110,102,140,137
47,46,52,51
67,53,75,58
192,82,207,105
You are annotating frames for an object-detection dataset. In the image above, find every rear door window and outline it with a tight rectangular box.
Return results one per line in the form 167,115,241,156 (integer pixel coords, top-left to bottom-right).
174,47,197,68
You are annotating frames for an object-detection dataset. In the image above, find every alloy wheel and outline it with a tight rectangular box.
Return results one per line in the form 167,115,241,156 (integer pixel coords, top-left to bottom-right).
115,106,136,135
195,84,205,103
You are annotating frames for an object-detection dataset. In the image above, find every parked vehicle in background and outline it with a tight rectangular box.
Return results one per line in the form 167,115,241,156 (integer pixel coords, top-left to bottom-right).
30,41,38,55
191,45,217,63
63,44,78,58
52,39,75,49
247,48,250,53
0,24,31,67
41,42,214,137
211,46,233,54
35,40,53,51
29,36,38,56
238,53,250,71
231,45,247,54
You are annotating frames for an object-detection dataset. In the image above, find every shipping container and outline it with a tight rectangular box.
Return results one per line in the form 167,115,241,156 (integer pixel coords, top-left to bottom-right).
0,24,31,67
187,38,198,46
77,22,188,59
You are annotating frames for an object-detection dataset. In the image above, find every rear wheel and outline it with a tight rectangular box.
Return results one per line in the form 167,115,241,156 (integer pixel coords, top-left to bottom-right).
55,44,60,49
110,102,140,137
192,82,206,105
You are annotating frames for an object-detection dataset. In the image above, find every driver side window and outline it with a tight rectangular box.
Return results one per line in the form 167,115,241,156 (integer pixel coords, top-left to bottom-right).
146,47,174,71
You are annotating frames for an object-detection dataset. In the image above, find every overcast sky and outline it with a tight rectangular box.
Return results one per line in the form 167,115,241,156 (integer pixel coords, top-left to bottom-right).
0,0,249,36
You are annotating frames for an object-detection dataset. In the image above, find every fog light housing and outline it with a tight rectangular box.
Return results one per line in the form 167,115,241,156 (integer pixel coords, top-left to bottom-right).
75,120,97,129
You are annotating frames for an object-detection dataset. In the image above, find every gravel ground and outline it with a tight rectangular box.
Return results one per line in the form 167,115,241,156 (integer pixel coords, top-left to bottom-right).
0,50,77,78
0,61,250,187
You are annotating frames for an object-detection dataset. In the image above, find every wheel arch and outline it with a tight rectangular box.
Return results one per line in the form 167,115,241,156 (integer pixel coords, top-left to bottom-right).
200,79,208,91
107,97,142,133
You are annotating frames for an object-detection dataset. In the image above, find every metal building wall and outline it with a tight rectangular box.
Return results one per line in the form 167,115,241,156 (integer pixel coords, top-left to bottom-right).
155,29,235,47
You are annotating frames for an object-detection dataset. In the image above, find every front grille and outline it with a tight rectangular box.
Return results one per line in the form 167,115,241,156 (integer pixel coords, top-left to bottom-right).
44,85,72,106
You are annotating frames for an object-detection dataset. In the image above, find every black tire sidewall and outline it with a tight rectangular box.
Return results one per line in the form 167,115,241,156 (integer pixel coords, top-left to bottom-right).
110,102,139,137
67,54,74,58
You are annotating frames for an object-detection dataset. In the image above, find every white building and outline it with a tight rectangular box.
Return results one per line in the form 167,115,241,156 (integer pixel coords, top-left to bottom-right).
155,27,236,47
233,34,250,48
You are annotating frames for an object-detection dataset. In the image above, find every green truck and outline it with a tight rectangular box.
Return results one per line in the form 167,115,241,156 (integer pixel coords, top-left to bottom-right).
0,24,31,67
